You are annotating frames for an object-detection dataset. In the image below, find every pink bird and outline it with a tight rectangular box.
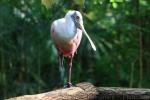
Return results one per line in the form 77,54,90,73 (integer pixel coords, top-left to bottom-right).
51,10,96,87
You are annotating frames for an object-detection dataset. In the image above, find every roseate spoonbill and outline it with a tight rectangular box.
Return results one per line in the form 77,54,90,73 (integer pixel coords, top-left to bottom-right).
51,10,96,87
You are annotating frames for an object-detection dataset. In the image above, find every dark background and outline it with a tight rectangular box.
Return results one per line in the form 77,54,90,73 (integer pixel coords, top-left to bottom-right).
0,0,150,99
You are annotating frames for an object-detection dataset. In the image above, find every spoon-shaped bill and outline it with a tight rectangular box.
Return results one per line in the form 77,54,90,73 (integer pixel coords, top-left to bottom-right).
80,24,96,51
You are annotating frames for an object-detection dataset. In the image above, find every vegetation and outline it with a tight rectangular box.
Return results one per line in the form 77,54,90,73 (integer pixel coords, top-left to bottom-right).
0,0,150,99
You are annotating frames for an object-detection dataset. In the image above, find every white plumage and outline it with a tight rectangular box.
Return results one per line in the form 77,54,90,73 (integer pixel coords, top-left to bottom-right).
52,11,82,42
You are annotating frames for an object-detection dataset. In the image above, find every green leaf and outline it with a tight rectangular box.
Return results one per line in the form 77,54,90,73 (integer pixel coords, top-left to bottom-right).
41,0,57,9
112,2,118,8
110,0,123,2
73,0,85,7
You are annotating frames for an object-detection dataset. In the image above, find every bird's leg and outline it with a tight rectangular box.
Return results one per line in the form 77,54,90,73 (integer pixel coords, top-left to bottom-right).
59,53,65,86
66,56,73,87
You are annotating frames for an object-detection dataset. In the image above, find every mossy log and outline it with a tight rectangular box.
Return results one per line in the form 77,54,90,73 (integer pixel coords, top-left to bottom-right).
7,82,150,100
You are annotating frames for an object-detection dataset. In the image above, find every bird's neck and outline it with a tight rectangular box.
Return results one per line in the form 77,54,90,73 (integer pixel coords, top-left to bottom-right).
65,18,77,39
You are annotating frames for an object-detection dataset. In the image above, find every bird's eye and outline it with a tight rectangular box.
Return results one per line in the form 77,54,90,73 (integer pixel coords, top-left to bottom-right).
76,16,80,20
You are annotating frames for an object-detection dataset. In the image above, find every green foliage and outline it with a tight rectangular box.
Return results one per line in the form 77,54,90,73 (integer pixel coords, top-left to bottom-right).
0,0,150,99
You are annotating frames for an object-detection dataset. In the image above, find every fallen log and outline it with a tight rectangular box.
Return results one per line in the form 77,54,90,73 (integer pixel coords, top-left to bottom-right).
7,82,150,100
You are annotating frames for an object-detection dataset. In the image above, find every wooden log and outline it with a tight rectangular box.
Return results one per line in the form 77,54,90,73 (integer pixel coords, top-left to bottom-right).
97,87,150,100
6,82,150,100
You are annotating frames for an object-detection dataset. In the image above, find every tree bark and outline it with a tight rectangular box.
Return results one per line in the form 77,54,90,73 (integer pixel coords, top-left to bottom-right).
6,82,150,100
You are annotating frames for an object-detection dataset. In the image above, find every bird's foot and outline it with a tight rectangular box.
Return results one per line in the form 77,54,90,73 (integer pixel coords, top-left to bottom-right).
64,82,73,88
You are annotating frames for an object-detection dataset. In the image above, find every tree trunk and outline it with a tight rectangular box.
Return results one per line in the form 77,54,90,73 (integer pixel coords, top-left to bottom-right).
6,82,150,100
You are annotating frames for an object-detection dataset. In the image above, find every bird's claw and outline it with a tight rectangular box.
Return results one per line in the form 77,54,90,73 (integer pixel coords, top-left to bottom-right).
64,82,73,88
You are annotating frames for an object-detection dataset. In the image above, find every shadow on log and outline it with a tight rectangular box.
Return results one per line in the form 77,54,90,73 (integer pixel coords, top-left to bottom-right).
7,82,150,100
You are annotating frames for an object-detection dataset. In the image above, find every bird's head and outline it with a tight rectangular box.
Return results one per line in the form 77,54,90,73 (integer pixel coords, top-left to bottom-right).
65,10,96,51
71,11,83,30
65,10,83,29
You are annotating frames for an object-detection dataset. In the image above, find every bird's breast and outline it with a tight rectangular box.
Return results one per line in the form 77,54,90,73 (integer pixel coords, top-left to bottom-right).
54,18,80,42
53,29,82,57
